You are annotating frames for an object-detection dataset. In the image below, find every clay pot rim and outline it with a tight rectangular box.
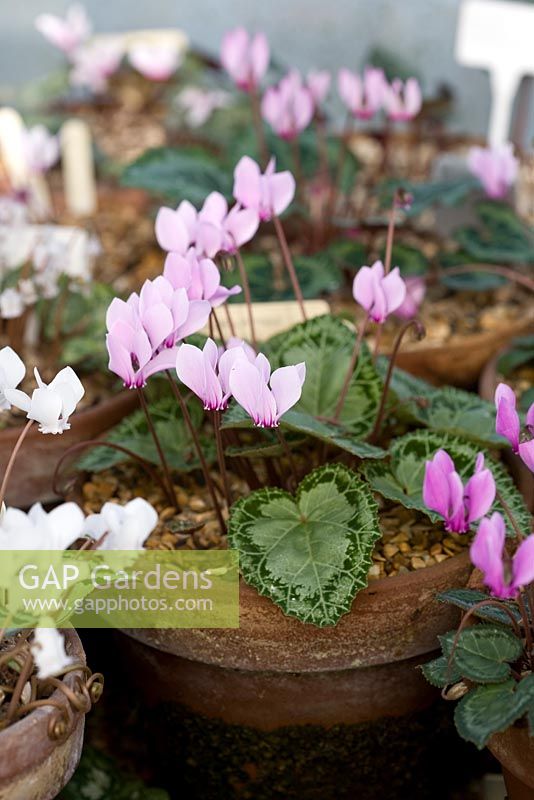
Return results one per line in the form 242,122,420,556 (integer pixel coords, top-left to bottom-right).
393,319,534,358
0,629,86,774
237,546,471,606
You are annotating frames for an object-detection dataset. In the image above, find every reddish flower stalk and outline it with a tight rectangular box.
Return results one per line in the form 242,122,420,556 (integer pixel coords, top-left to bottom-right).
165,370,227,535
136,388,177,509
212,410,232,509
272,215,307,321
234,249,257,348
0,419,34,509
368,319,425,443
332,316,368,423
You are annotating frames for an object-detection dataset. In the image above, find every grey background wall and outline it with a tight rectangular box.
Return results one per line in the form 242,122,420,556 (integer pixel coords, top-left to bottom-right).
0,0,531,139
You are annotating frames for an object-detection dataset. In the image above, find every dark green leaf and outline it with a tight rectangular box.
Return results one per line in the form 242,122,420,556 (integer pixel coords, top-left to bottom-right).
455,675,534,749
391,243,429,276
267,315,382,438
454,626,524,683
222,252,342,302
120,146,231,205
363,429,531,535
378,176,478,217
497,335,534,376
422,654,462,688
228,464,380,626
438,251,506,291
437,588,523,626
455,201,534,264
77,396,216,473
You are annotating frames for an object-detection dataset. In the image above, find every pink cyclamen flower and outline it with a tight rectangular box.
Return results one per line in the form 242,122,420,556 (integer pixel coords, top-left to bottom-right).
35,4,91,57
307,70,331,108
221,27,269,92
229,352,306,427
164,248,241,307
394,275,426,320
471,512,534,599
233,156,295,221
128,43,182,82
105,282,210,388
70,39,124,94
176,338,251,411
467,143,519,199
155,194,259,259
495,383,534,472
423,450,496,534
352,261,406,323
382,78,422,121
337,67,386,120
22,125,59,175
177,87,232,127
261,70,314,141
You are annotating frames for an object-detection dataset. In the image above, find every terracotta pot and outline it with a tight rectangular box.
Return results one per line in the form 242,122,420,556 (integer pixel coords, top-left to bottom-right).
0,391,137,508
489,725,534,799
118,551,472,799
395,320,533,388
479,350,534,512
0,629,87,800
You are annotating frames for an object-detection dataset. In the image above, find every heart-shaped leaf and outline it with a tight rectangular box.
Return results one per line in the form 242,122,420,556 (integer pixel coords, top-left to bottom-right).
120,146,231,205
363,429,531,536
221,252,342,302
379,176,478,217
221,403,386,460
454,626,524,684
422,654,462,688
409,387,503,447
455,201,534,264
267,315,382,438
437,589,523,627
455,675,534,749
228,464,380,626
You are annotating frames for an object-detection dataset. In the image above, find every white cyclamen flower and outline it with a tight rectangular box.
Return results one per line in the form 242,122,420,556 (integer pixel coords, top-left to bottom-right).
22,125,60,175
83,498,158,549
0,288,24,319
31,627,74,679
6,366,84,434
0,346,25,410
0,502,85,550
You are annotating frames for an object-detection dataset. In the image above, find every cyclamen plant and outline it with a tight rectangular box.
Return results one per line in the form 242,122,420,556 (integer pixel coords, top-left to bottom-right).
422,383,534,750
84,145,531,636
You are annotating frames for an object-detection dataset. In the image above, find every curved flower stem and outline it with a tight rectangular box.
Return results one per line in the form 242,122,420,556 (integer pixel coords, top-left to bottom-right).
165,371,227,536
384,195,398,275
516,592,534,670
223,303,237,338
211,307,227,347
275,427,298,490
52,439,171,502
443,599,523,691
368,319,425,444
332,316,368,423
235,249,257,349
436,263,534,293
136,388,176,510
496,488,525,540
272,215,307,322
250,89,268,166
212,411,232,509
0,419,34,509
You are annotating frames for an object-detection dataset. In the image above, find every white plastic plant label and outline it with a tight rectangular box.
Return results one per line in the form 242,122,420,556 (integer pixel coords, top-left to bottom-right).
456,0,534,146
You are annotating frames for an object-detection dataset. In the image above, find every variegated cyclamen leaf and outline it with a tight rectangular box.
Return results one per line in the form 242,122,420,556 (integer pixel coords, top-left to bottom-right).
228,464,380,627
363,430,531,536
454,626,524,684
267,315,382,438
455,675,534,749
